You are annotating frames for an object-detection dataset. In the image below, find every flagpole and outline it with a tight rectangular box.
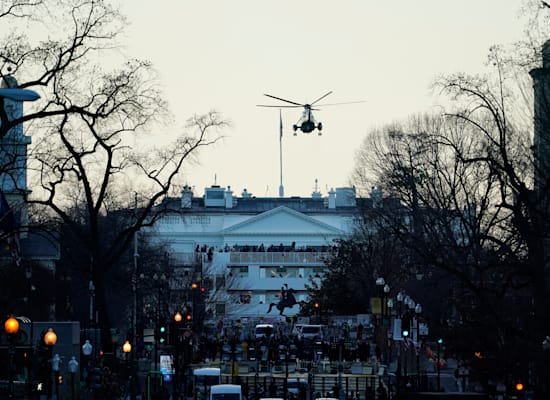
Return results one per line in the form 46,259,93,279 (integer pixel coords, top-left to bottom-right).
278,109,284,197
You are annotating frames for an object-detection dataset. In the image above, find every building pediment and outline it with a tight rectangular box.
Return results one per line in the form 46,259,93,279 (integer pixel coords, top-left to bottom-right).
222,206,343,235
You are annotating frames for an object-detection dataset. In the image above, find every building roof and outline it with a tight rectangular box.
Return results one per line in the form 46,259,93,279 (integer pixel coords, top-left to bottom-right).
161,194,363,215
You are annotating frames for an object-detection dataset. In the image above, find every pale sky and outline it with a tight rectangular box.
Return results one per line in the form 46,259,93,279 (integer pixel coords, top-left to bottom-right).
119,1,528,198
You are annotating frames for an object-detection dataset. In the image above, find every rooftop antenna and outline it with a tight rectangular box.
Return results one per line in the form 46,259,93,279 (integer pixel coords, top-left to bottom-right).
214,173,217,186
312,178,322,198
279,109,284,197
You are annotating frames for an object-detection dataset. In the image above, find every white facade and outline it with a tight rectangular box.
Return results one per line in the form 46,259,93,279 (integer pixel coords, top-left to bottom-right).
143,185,361,322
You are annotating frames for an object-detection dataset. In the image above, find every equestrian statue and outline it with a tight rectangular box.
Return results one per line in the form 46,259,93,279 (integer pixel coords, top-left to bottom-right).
267,284,297,316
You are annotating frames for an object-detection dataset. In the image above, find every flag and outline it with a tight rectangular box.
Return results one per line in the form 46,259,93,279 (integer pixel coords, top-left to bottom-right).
279,109,283,139
0,190,20,266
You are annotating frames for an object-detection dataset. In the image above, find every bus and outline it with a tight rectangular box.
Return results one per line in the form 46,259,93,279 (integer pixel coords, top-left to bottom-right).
210,384,242,400
193,367,221,399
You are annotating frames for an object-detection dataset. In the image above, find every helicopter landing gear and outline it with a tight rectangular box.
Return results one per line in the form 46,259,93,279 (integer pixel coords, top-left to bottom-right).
293,124,298,135
317,122,323,135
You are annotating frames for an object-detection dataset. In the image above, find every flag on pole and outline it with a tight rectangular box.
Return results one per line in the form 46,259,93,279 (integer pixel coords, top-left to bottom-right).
279,109,283,139
0,190,20,266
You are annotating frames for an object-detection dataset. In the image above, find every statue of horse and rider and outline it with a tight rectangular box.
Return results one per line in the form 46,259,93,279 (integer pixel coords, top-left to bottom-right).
267,284,297,316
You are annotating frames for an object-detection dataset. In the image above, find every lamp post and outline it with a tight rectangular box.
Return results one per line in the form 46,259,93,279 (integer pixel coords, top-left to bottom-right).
68,356,78,400
383,283,390,316
395,291,404,391
403,296,416,385
122,340,133,400
173,311,182,400
387,298,394,367
414,303,422,388
375,277,385,365
4,316,19,399
88,280,97,356
375,277,385,310
44,328,58,400
82,339,93,361
437,338,443,392
123,340,132,375
153,273,166,372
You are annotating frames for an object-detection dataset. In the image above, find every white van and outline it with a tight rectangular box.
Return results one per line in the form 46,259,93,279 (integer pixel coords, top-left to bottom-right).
299,324,326,340
210,384,242,400
193,367,221,398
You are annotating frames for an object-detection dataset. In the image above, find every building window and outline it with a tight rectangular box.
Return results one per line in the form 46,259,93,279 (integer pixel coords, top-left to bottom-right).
240,293,252,304
264,266,300,278
227,266,248,278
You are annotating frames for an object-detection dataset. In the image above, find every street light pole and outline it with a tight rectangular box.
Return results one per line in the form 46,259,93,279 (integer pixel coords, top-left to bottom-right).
153,273,166,372
437,338,443,392
4,316,19,399
123,340,132,397
395,291,404,392
173,312,182,400
132,216,139,361
44,328,58,400
415,303,422,389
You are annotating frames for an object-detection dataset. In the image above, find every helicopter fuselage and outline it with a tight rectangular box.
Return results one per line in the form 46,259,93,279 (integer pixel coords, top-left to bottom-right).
293,105,322,134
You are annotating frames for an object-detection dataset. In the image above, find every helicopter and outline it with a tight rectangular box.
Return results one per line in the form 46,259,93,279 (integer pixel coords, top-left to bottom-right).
257,91,363,135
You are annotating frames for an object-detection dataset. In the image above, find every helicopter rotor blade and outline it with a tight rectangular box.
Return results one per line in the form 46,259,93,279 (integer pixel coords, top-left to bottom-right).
257,104,302,108
310,91,333,106
315,100,366,107
263,93,303,107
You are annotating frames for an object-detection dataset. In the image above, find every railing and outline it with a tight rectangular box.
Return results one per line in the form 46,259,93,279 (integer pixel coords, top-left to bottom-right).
168,252,202,265
229,251,330,265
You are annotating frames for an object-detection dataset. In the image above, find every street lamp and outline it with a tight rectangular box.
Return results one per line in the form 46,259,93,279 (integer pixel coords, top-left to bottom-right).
4,316,19,399
82,338,92,392
44,328,58,400
414,303,422,389
122,340,132,400
437,338,443,392
68,356,78,400
123,339,132,355
374,277,388,368
173,311,183,400
153,273,167,372
82,339,93,358
383,284,390,315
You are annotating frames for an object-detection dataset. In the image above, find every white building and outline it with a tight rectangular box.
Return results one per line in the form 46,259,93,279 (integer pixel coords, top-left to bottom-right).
143,184,364,322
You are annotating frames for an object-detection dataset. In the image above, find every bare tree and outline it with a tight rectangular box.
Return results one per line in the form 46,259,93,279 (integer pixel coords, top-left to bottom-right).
0,1,229,351
349,108,540,383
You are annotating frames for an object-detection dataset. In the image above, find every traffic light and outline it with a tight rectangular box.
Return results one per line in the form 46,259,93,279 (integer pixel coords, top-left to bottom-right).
184,306,193,322
159,325,168,344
